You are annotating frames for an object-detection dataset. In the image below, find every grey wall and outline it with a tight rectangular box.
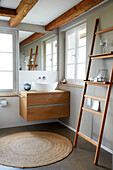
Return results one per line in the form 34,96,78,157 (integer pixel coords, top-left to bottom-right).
58,0,113,151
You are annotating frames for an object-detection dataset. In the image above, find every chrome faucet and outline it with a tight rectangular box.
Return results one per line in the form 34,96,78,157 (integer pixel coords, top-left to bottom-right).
42,76,46,80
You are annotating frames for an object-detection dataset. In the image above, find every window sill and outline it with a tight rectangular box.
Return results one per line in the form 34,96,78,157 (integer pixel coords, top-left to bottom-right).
59,83,83,89
0,94,18,97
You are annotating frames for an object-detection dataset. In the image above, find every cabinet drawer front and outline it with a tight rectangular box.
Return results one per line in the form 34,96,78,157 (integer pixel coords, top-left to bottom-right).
27,93,70,106
27,104,70,121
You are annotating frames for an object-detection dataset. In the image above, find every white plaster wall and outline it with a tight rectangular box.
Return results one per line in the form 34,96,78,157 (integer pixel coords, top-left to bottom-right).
19,71,58,90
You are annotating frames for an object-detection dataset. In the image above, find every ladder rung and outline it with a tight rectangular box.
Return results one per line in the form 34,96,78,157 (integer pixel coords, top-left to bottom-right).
32,53,36,55
91,55,113,60
84,95,106,102
78,132,97,146
84,80,110,87
82,107,103,117
89,51,113,57
27,64,38,67
89,51,113,59
95,26,113,35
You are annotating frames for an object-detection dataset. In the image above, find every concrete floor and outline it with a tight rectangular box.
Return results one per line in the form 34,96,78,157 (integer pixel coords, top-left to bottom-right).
0,122,111,170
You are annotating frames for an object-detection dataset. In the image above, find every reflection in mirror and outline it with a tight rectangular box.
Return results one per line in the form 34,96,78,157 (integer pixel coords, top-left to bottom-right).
19,30,57,71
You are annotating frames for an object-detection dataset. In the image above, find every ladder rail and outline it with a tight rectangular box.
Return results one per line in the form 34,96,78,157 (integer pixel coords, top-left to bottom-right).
74,82,87,147
94,64,113,164
90,19,99,57
74,19,99,147
33,46,38,70
28,48,33,70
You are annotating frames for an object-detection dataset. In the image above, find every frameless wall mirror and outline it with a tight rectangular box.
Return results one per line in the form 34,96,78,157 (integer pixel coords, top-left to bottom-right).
19,30,58,71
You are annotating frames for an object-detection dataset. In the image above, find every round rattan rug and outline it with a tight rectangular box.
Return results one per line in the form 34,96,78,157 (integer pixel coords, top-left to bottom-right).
0,131,72,168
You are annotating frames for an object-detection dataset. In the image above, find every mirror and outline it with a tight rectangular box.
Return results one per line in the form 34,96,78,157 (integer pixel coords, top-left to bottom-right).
19,30,58,71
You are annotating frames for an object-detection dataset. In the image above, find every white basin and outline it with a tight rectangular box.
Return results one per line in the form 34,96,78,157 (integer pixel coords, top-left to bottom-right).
32,82,58,92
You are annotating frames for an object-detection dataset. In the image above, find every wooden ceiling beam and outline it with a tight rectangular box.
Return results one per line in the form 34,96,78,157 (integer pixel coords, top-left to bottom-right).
0,7,16,17
45,0,105,31
20,33,45,48
9,0,39,27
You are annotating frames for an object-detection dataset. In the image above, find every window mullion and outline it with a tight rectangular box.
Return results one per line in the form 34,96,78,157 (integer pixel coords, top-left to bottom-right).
51,41,53,71
75,29,77,82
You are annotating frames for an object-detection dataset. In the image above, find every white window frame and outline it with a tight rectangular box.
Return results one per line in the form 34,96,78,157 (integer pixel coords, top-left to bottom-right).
45,37,57,71
65,23,86,85
0,28,18,94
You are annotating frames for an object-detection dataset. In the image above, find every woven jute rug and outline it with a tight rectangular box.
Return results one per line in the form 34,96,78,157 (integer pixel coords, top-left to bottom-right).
0,131,72,168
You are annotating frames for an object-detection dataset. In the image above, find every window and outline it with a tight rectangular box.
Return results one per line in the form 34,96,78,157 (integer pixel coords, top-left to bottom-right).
0,30,17,92
65,23,86,84
45,37,57,71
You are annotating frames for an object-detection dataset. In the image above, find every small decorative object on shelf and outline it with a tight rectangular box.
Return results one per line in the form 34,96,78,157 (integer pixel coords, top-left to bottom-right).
88,69,108,82
88,77,94,81
60,78,67,84
24,83,31,91
92,100,100,111
100,39,108,53
96,69,108,82
19,67,22,70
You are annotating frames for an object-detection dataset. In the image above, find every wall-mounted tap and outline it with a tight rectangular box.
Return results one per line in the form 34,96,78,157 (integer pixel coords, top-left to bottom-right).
42,76,46,80
38,76,41,79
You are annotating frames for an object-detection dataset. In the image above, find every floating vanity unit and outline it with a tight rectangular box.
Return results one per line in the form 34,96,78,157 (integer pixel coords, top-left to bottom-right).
19,90,70,121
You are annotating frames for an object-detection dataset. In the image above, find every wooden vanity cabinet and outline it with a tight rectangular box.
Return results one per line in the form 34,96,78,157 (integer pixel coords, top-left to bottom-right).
19,90,70,121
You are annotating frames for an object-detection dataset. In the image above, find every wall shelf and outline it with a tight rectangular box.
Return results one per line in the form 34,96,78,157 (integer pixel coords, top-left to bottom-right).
59,83,83,89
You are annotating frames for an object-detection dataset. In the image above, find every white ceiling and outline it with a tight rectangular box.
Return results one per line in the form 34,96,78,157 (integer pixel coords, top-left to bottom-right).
0,0,21,8
0,0,82,25
19,31,34,42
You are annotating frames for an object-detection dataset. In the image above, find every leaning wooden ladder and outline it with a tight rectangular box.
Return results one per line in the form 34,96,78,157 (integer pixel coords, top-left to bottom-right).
74,19,113,165
28,46,38,70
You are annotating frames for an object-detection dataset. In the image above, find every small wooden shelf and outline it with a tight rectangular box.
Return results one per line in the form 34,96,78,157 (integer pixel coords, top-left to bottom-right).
89,51,113,57
95,26,113,35
84,80,110,87
59,83,83,88
27,64,38,67
0,94,18,97
89,51,113,60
